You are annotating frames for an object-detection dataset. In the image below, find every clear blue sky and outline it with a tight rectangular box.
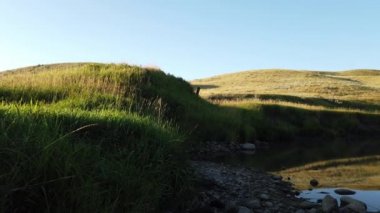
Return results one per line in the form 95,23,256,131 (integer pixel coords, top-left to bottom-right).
1,0,379,80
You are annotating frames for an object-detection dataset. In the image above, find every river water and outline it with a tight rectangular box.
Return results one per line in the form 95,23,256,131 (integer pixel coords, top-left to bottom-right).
218,137,380,212
299,188,380,212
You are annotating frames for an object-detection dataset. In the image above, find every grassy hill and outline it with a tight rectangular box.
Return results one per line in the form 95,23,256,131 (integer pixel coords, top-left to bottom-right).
0,63,193,212
0,63,271,212
192,69,380,111
1,64,380,212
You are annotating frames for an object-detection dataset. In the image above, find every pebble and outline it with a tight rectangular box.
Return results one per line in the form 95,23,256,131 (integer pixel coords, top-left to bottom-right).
259,193,270,200
264,201,273,207
240,143,256,150
298,200,320,209
245,199,261,209
272,175,283,181
237,206,252,213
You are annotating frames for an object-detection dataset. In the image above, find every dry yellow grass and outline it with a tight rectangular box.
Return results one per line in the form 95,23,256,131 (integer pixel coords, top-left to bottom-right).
0,63,147,101
277,155,380,189
192,69,380,104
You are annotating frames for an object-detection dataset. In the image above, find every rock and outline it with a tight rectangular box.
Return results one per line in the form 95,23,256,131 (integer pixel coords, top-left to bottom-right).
210,199,225,209
310,179,319,187
225,201,237,210
237,206,252,213
322,195,338,213
189,206,215,213
295,209,306,213
263,201,273,207
240,150,255,155
259,193,270,200
226,206,238,213
298,200,320,209
293,190,301,196
334,189,356,195
245,199,261,209
340,196,367,210
255,140,270,149
308,208,318,213
239,143,256,150
272,175,283,181
339,202,366,213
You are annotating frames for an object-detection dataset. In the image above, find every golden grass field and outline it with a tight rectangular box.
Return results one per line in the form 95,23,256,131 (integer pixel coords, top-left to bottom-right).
277,155,380,190
192,69,380,111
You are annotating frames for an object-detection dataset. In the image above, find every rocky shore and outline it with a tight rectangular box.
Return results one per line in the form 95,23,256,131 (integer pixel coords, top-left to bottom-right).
182,141,373,213
188,161,319,213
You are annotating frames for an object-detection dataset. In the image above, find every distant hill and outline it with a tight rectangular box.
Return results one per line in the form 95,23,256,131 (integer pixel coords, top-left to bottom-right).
192,69,380,104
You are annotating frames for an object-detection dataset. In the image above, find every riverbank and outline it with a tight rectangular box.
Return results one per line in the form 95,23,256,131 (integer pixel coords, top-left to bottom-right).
181,138,380,213
186,161,320,213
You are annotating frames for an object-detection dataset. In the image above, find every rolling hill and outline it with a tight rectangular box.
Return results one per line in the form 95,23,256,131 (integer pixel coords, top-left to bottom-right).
1,64,380,212
192,69,380,107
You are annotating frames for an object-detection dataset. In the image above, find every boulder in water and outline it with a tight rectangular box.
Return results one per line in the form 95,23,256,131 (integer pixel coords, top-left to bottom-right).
309,179,319,187
334,188,356,195
339,202,366,213
321,195,338,213
340,196,367,210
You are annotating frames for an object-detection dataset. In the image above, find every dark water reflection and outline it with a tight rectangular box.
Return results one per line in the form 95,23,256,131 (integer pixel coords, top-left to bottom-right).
220,136,380,171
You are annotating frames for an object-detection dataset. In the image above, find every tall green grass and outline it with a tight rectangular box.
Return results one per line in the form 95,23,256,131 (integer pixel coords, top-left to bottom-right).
0,104,190,212
0,64,195,212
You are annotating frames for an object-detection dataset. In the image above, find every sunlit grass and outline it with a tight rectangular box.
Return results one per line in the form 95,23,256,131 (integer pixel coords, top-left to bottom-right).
192,69,380,111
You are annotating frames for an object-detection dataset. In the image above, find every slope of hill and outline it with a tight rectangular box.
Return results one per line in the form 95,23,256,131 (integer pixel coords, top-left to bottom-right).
1,64,380,212
192,69,380,108
2,63,282,212
0,63,194,212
